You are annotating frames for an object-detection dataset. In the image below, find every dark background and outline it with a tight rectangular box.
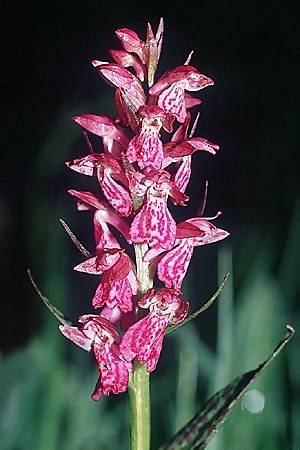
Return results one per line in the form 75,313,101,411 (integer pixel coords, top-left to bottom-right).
0,1,299,448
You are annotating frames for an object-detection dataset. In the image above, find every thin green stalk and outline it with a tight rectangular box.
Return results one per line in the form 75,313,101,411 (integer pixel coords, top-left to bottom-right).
129,244,153,450
129,361,151,450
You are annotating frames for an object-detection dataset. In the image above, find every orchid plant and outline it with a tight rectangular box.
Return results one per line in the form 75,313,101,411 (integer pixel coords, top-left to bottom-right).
56,19,230,450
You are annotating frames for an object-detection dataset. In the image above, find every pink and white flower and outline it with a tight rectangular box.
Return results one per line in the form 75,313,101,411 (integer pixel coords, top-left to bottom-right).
157,216,230,290
127,105,174,169
120,288,188,371
149,65,214,123
129,168,188,251
59,315,132,399
75,250,138,313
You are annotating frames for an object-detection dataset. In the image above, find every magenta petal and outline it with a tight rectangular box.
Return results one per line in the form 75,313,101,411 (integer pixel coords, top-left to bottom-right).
115,28,145,63
68,190,131,242
130,191,176,250
59,325,92,351
73,114,115,135
79,314,121,342
145,330,165,372
68,189,107,210
171,299,189,324
100,305,122,324
170,137,219,158
120,313,168,372
66,154,101,176
150,65,213,95
72,114,127,146
74,257,102,275
92,343,131,399
168,181,189,206
157,82,186,123
176,221,205,239
93,276,133,313
93,253,135,313
173,156,192,193
185,92,202,109
99,171,133,217
94,214,120,251
187,218,230,246
109,49,145,82
127,129,163,170
97,64,145,111
157,239,194,289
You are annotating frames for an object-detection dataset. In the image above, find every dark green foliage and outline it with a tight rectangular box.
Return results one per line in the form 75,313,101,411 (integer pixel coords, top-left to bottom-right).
160,326,294,449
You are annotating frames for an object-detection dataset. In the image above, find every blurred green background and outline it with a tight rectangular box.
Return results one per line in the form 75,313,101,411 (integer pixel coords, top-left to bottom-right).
1,1,299,449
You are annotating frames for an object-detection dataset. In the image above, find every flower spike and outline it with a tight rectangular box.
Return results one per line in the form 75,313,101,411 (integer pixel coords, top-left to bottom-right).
59,20,229,402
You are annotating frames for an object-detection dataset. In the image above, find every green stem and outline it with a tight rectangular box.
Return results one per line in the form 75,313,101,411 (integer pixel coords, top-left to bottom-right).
129,361,151,450
129,244,152,450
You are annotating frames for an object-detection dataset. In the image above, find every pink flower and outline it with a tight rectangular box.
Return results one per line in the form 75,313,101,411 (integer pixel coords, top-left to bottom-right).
96,155,133,217
129,168,188,251
59,315,132,399
163,115,219,193
72,114,128,158
115,19,164,87
120,288,188,371
109,48,145,82
157,216,230,290
149,65,214,123
67,154,133,217
115,27,146,63
127,105,174,169
68,189,131,242
75,250,138,313
96,63,145,112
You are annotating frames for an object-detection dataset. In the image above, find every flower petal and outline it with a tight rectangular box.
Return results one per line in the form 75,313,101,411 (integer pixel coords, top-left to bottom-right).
120,313,168,372
169,137,219,158
187,218,230,246
92,276,133,313
99,170,133,217
157,239,194,289
59,325,92,351
68,190,131,242
127,128,163,170
130,190,176,250
66,154,101,176
109,48,145,82
157,82,186,123
92,343,131,399
172,156,192,193
149,65,214,95
115,28,145,63
72,114,128,148
96,64,145,111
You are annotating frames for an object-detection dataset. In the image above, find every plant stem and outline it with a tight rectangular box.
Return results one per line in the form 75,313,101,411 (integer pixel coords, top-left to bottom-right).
129,361,151,450
129,244,152,450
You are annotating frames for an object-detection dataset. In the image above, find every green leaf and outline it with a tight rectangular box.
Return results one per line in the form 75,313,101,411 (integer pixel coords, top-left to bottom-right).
27,269,72,326
166,274,230,336
159,325,294,450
